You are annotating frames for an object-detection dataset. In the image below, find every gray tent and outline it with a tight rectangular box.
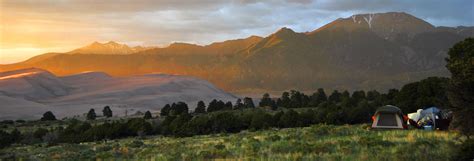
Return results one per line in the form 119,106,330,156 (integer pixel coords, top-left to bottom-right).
371,105,406,129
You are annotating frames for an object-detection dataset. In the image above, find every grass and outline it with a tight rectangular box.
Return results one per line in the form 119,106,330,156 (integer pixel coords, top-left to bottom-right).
1,124,460,161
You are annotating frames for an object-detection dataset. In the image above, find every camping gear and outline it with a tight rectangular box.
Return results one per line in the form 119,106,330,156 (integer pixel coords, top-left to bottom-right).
407,107,452,130
371,105,407,129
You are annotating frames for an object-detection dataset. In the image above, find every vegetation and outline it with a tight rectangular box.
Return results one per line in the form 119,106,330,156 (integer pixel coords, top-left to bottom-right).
41,111,57,121
0,124,459,160
87,109,96,120
143,111,152,120
445,38,474,160
102,106,113,118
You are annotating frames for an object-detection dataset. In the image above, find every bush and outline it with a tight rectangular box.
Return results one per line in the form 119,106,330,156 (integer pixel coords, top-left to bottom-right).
453,139,474,161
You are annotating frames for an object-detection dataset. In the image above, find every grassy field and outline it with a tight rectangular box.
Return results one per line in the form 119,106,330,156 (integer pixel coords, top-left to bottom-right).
1,124,460,161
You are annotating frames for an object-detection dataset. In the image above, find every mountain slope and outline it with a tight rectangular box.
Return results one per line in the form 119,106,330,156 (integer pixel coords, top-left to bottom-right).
1,12,472,92
0,68,237,120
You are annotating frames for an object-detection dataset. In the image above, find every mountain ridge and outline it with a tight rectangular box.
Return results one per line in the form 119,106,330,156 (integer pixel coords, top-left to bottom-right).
1,12,472,92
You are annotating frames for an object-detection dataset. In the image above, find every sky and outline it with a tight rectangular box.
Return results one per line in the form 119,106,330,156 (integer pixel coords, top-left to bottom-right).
1,0,473,64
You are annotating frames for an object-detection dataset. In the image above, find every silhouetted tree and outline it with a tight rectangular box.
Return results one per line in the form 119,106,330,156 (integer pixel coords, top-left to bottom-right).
144,111,152,119
328,90,342,103
278,92,291,107
102,106,113,118
224,101,233,110
87,109,96,120
170,102,189,115
161,104,171,116
194,101,206,113
259,93,273,107
234,99,244,110
309,88,327,107
41,111,57,121
243,97,255,108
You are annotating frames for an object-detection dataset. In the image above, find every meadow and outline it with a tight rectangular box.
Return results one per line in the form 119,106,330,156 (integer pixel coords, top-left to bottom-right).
1,124,460,161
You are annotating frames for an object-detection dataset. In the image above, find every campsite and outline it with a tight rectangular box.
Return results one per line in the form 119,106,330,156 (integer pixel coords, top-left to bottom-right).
1,1,474,160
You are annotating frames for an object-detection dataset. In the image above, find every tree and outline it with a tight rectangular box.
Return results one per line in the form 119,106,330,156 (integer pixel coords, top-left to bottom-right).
234,99,244,110
194,101,206,113
41,111,57,121
259,93,273,107
249,112,272,130
394,77,449,113
328,90,342,103
144,111,152,119
161,104,171,116
207,99,219,112
243,97,255,108
224,101,233,110
102,106,113,118
278,92,291,107
278,109,300,128
170,102,189,115
446,38,474,138
309,88,328,107
87,109,96,120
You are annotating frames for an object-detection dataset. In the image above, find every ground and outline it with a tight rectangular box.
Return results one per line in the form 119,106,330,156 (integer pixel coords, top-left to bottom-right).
1,124,460,160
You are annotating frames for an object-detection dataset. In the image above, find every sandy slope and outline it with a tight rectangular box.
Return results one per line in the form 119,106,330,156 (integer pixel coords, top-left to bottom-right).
0,68,237,120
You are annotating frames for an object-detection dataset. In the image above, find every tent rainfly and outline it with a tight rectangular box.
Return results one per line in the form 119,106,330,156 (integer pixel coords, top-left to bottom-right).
371,105,407,129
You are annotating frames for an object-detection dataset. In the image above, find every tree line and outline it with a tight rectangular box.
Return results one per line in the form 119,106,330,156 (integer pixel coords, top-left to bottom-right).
0,75,451,148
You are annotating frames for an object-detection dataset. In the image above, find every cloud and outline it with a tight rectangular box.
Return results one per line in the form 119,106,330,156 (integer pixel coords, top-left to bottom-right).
1,0,473,63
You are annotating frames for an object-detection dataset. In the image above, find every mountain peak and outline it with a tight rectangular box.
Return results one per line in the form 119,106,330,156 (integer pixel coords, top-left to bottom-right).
310,12,435,41
70,41,150,55
275,27,296,34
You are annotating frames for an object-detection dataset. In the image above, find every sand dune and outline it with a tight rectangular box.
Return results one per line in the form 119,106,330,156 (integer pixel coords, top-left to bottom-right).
0,68,237,120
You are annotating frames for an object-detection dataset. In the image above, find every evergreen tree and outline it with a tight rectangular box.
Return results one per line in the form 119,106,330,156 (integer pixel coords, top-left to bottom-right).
328,90,342,103
144,111,152,119
446,38,474,138
234,99,244,110
194,101,206,113
87,109,96,120
259,93,273,107
278,92,291,107
224,101,233,110
170,102,189,115
102,106,113,118
207,99,219,112
41,111,57,121
310,88,328,107
243,97,255,108
161,104,171,116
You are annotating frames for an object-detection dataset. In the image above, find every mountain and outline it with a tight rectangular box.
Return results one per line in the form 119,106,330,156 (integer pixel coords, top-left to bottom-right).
69,41,153,55
1,12,472,92
0,68,237,120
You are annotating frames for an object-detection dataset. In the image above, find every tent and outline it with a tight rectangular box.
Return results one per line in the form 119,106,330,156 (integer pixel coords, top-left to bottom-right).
408,107,451,130
371,105,407,129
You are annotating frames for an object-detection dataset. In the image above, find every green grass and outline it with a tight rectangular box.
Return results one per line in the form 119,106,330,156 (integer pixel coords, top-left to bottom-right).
1,124,460,161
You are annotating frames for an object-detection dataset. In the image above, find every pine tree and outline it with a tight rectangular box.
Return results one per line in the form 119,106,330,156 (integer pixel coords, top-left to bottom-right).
195,101,206,113
87,109,96,120
144,111,152,119
446,38,474,138
41,111,57,121
102,106,113,118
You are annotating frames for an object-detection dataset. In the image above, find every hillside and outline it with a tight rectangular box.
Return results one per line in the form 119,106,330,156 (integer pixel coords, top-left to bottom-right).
0,124,458,160
0,68,236,120
1,12,472,92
